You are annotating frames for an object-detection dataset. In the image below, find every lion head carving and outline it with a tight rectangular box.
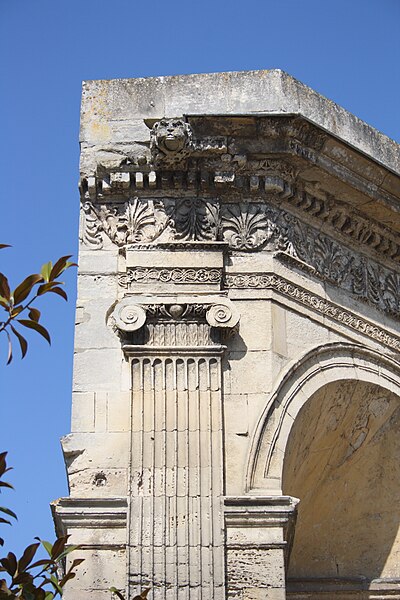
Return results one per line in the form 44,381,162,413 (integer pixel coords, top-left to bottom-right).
151,118,193,165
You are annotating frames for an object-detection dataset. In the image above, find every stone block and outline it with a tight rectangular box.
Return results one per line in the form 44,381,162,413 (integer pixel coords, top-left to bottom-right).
66,548,126,590
78,249,119,274
107,391,131,432
71,392,95,432
73,349,123,392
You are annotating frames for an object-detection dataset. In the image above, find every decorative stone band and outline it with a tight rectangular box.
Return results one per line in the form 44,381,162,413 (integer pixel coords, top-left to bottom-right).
225,273,400,352
119,267,222,288
80,176,400,271
80,197,400,320
112,295,240,333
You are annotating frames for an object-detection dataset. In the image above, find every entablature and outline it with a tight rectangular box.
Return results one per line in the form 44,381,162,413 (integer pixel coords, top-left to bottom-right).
79,112,400,328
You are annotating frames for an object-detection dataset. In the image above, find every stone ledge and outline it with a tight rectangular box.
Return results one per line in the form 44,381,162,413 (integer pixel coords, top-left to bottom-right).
81,70,400,176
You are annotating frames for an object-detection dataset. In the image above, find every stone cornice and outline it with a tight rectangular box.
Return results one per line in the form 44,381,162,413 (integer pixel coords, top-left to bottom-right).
52,497,128,537
81,71,400,175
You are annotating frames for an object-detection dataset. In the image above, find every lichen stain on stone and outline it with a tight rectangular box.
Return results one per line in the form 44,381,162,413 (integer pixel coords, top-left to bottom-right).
90,121,111,142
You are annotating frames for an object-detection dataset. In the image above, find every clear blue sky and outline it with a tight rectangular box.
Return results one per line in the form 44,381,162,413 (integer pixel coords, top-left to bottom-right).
0,0,399,556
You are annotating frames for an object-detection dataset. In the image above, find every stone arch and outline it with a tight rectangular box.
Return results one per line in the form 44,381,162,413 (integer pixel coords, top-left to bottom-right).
246,342,400,493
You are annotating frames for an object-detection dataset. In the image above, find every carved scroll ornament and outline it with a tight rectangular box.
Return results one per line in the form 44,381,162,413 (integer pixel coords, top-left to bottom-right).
112,296,240,336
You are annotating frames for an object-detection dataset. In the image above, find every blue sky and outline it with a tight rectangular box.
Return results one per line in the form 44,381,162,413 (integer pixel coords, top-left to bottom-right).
0,0,399,556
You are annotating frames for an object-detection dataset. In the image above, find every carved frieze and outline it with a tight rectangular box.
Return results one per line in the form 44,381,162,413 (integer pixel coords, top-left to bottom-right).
82,197,400,319
284,189,400,265
119,267,222,288
81,170,400,270
80,198,169,247
172,198,219,241
224,273,400,352
221,203,274,251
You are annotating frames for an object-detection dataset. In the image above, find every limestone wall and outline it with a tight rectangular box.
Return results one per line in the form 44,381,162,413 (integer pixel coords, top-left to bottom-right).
54,71,400,600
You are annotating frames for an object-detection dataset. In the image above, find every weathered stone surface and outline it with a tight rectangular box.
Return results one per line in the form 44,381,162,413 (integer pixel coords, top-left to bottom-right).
55,70,400,600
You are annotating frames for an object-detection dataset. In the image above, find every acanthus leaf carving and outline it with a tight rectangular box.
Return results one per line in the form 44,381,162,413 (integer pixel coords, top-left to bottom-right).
80,197,173,248
171,198,220,241
80,201,103,248
81,196,400,319
312,236,353,284
384,273,400,316
221,203,274,250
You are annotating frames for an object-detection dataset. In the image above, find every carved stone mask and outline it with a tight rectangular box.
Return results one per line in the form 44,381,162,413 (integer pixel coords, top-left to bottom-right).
151,118,193,162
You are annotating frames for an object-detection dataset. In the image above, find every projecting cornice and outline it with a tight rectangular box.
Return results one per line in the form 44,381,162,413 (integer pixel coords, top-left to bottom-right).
80,70,400,176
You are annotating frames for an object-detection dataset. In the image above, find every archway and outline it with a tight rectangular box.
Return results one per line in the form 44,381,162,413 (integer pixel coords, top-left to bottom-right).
282,378,400,595
245,343,400,596
246,343,400,494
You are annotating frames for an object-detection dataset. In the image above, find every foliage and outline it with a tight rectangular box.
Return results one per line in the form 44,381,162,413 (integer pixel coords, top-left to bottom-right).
0,453,83,600
110,586,150,600
0,246,81,599
0,246,77,364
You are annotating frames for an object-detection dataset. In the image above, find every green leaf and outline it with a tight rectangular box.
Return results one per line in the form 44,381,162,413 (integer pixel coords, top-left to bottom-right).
11,572,33,585
40,262,52,283
10,325,28,359
18,543,40,572
39,541,53,558
45,288,67,301
49,575,63,597
5,330,12,365
10,306,24,318
17,320,51,345
12,275,44,306
21,584,36,600
28,308,41,323
1,553,17,576
0,297,9,309
69,558,84,569
27,559,52,572
0,453,9,475
0,517,12,526
0,507,17,521
49,256,74,281
58,557,84,586
34,589,46,600
0,481,14,490
50,536,67,560
53,544,80,563
36,282,61,296
0,578,11,594
110,587,126,600
0,245,11,250
0,274,11,302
